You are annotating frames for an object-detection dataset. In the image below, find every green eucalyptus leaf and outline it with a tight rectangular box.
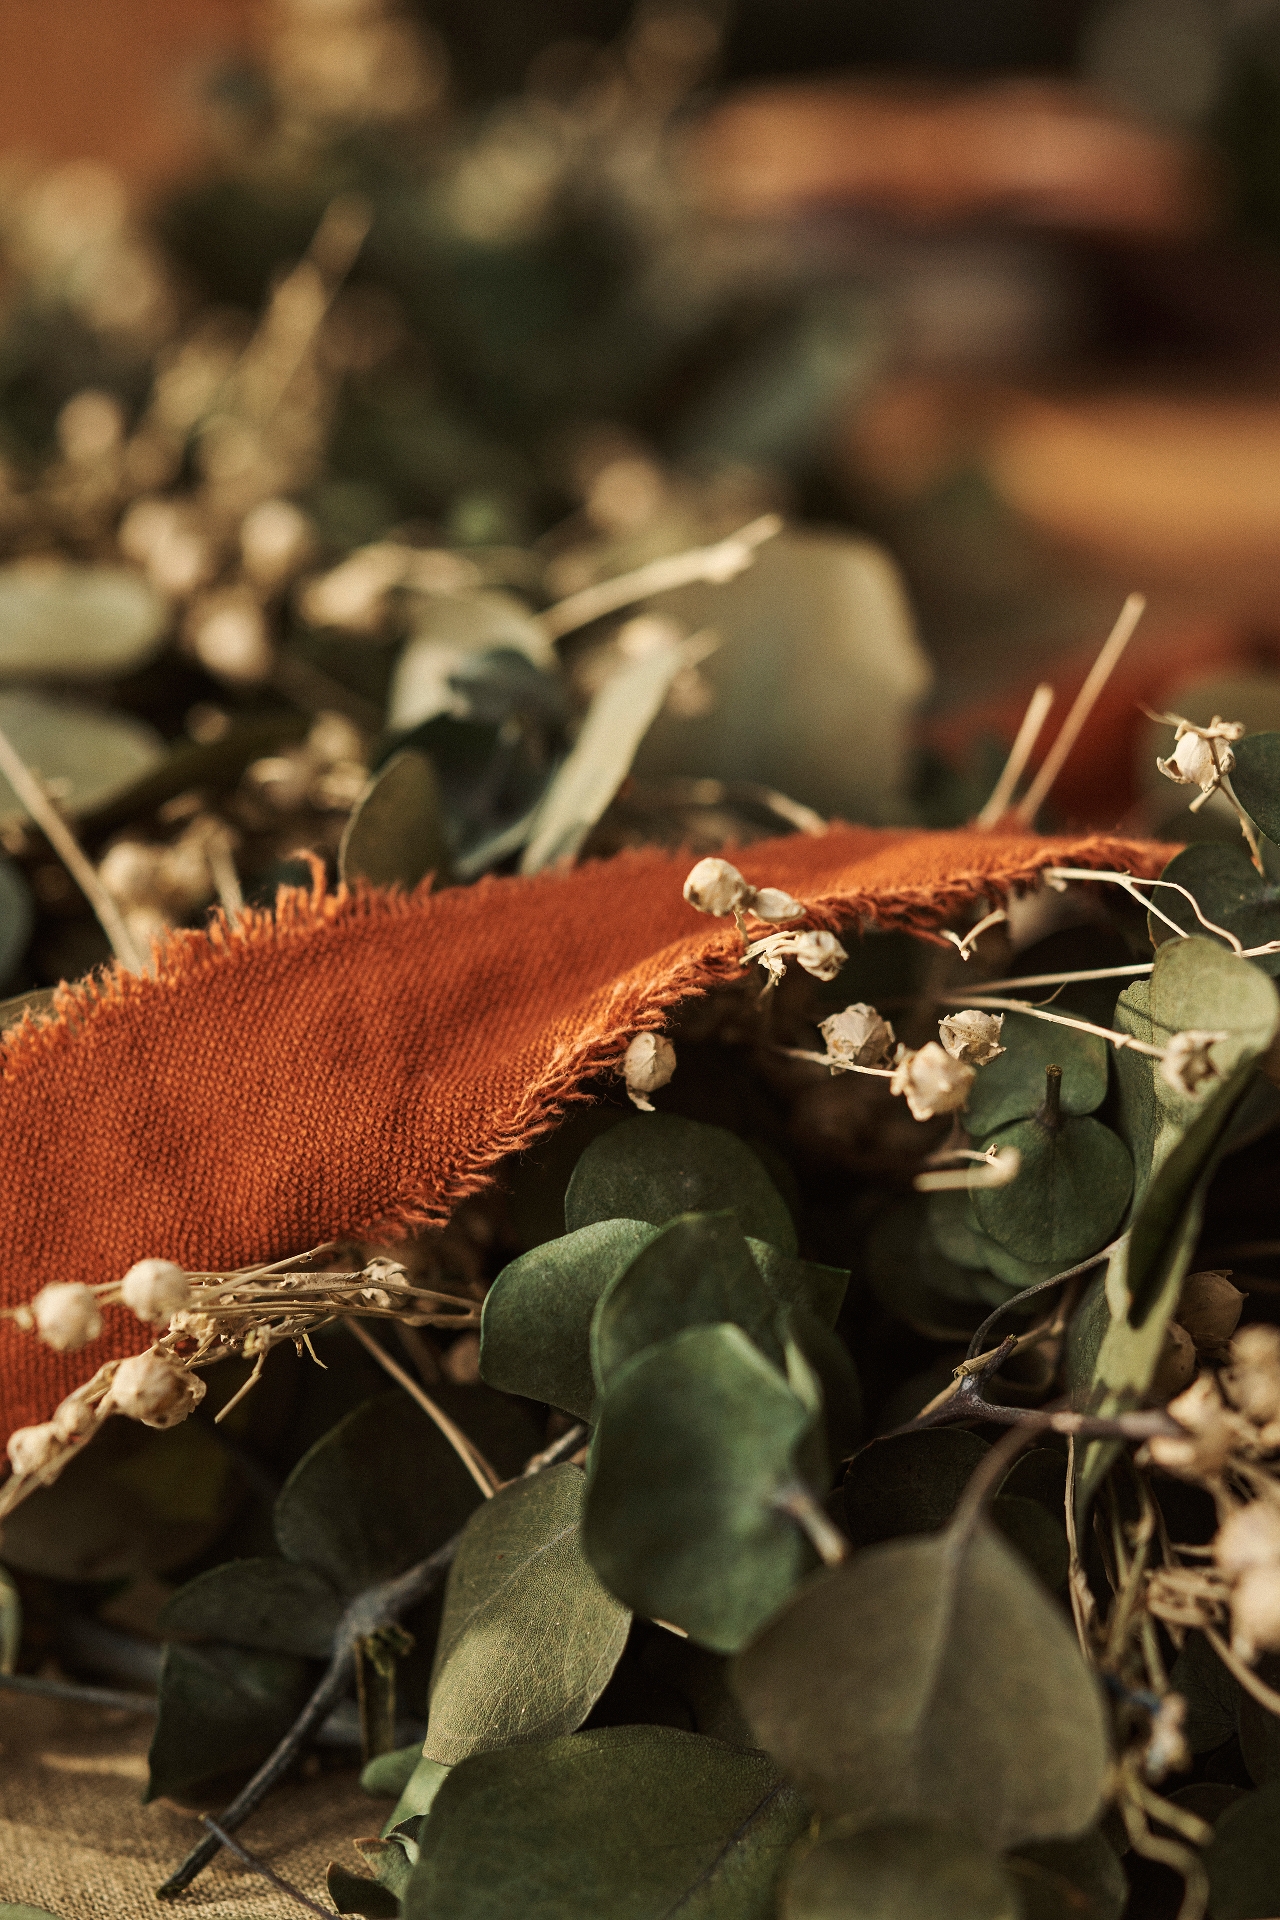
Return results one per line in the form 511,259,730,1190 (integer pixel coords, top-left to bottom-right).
785,1304,864,1463
965,1013,1108,1138
583,1324,822,1652
386,1755,451,1833
593,1211,784,1386
1148,843,1280,976
361,1742,425,1800
844,1430,990,1548
339,749,452,891
327,1862,402,1918
1168,1631,1240,1756
0,691,165,823
999,1449,1068,1519
356,1819,425,1904
480,1220,657,1417
404,1726,808,1920
865,1204,996,1338
733,1520,1109,1850
159,1557,343,1659
1205,1779,1280,1919
1229,730,1280,845
146,1641,313,1803
0,1561,21,1673
1236,1653,1280,1786
1006,1830,1127,1920
780,1819,1021,1920
992,1495,1069,1596
426,1465,630,1764
274,1392,483,1597
972,1114,1132,1267
565,1115,797,1254
0,561,167,678
749,1242,848,1329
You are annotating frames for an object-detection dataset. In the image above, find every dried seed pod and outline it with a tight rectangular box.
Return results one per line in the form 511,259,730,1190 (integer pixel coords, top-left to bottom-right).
1231,1562,1280,1662
789,931,848,981
1216,1501,1280,1576
750,886,804,924
819,1002,896,1069
1159,732,1222,789
1151,1322,1197,1404
119,1257,191,1324
32,1282,103,1352
6,1421,59,1476
890,1042,975,1122
1160,1030,1227,1098
108,1351,206,1429
1224,1326,1280,1428
938,1009,1006,1067
623,1032,676,1112
682,857,752,917
1151,1374,1242,1477
1176,1271,1244,1352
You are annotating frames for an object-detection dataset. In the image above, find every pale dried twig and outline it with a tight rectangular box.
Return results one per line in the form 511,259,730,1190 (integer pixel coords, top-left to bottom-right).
974,681,1054,828
1014,594,1145,824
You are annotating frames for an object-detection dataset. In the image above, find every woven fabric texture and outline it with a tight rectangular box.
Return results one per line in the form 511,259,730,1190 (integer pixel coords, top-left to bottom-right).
0,824,1165,1445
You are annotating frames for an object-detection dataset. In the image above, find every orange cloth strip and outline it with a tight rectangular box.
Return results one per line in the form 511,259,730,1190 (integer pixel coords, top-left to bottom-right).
0,825,1166,1444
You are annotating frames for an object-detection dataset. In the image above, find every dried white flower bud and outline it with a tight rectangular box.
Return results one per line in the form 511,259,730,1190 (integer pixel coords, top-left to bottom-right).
307,711,365,767
1231,1562,1280,1663
1144,1692,1190,1781
98,840,168,910
750,887,804,924
298,543,408,633
57,389,125,466
938,1009,1006,1066
890,1042,976,1121
1160,1030,1227,1098
51,1393,96,1443
1176,1271,1244,1352
119,1258,191,1324
1216,1502,1280,1577
1151,1374,1243,1477
108,1351,205,1429
7,1422,60,1477
1224,1326,1280,1428
789,931,848,981
683,857,753,918
32,1282,103,1352
623,1032,676,1112
819,1003,896,1069
240,498,314,591
1158,732,1223,790
186,589,273,686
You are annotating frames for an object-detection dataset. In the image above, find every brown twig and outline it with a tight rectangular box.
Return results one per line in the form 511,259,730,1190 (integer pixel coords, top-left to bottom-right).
200,1817,336,1918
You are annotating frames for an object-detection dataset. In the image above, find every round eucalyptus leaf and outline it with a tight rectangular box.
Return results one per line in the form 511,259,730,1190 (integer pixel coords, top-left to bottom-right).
965,1013,1108,1139
159,1556,343,1659
0,561,167,678
404,1726,808,1920
844,1430,990,1549
1230,729,1280,845
425,1465,630,1765
865,1203,997,1337
0,857,32,985
781,1819,1021,1920
1007,1831,1127,1920
480,1218,657,1418
972,1115,1132,1268
0,691,165,823
386,1755,451,1832
1168,1630,1240,1756
1205,1778,1280,1919
733,1521,1109,1850
1237,1652,1280,1786
992,1495,1068,1596
361,1742,426,1801
583,1324,821,1653
565,1114,797,1253
146,1641,313,1805
749,1240,848,1327
327,1863,401,1918
339,748,452,891
1147,843,1280,976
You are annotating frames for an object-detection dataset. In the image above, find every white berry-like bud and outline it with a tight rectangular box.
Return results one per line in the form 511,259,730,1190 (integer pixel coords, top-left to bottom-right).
938,1009,1006,1067
1160,1030,1227,1098
240,498,314,591
108,1351,205,1429
683,857,753,917
1216,1502,1280,1577
32,1282,103,1352
98,840,167,910
819,1003,895,1068
890,1042,975,1121
186,589,273,686
1225,1326,1280,1427
789,931,847,981
1231,1562,1280,1662
1168,732,1220,787
7,1422,60,1476
751,887,804,923
119,1258,191,1324
623,1032,676,1112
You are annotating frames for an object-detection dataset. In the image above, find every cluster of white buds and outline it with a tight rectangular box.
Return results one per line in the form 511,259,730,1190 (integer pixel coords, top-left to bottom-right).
938,1009,1005,1067
1215,1500,1280,1662
683,857,804,929
1160,1029,1229,1098
1155,713,1244,811
623,1032,677,1112
120,1257,191,1324
106,1349,206,1429
184,586,274,686
890,1042,976,1122
99,813,240,951
819,1003,896,1069
747,929,848,988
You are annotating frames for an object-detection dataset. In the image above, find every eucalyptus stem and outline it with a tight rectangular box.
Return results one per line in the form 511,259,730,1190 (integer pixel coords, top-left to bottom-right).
199,1818,335,1919
0,1670,157,1713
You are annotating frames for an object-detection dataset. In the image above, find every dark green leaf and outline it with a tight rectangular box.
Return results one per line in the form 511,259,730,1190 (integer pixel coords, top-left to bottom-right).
733,1521,1109,1849
0,691,165,823
480,1219,657,1418
386,1756,451,1832
1205,1778,1280,1919
844,1430,990,1549
1168,1631,1240,1756
584,1324,822,1653
865,1204,997,1338
339,749,452,891
404,1726,808,1920
274,1392,483,1597
999,1449,1067,1518
426,1465,630,1764
1229,730,1280,845
786,1305,864,1463
1147,843,1280,977
0,562,167,678
355,1820,425,1905
992,1496,1068,1596
328,1863,401,1918
972,1115,1132,1267
1007,1831,1127,1920
750,1242,849,1328
160,1557,343,1658
0,1561,20,1673
780,1819,1021,1920
1237,1653,1280,1785
565,1115,797,1254
593,1212,784,1386
361,1742,425,1800
965,1013,1108,1138
146,1641,313,1803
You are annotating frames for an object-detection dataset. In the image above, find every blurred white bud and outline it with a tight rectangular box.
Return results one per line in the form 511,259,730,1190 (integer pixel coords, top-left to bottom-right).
51,1393,96,1443
7,1422,60,1477
120,1258,191,1324
819,1003,896,1069
57,389,126,466
1231,1562,1280,1663
98,839,167,910
1216,1502,1280,1577
683,857,752,917
1224,1325,1280,1428
307,711,365,767
108,1351,205,1428
186,589,274,686
240,498,314,591
890,1043,975,1122
1144,1692,1189,1782
624,1032,676,1112
1161,1030,1227,1098
751,887,804,923
299,543,408,633
119,497,216,598
938,1009,1006,1067
789,931,847,981
32,1282,103,1352
1151,1374,1243,1477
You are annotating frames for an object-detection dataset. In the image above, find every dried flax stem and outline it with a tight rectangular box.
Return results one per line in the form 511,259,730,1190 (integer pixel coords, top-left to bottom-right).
974,681,1055,828
1014,594,1146,825
0,723,145,972
539,513,782,641
346,1319,499,1497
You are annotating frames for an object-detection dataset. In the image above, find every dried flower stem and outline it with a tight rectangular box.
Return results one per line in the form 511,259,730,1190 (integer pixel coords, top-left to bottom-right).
347,1319,499,1497
539,514,782,641
773,1483,850,1566
974,681,1055,828
1043,866,1244,950
941,906,1008,960
0,723,145,972
779,1045,894,1079
199,1819,334,1920
935,992,1167,1060
1014,594,1146,824
1205,1625,1280,1717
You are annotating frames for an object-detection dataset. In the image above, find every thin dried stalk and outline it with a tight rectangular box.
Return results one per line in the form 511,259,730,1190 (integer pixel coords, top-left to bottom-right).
347,1318,499,1497
1014,594,1145,824
974,681,1054,828
539,513,782,641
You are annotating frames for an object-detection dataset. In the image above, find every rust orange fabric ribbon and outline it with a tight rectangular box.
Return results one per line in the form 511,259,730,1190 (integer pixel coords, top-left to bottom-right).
0,824,1167,1445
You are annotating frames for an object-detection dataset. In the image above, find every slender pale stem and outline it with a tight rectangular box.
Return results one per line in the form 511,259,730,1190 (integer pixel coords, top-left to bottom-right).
1014,594,1145,824
942,906,1008,959
1044,867,1244,951
1206,1625,1280,1717
539,514,782,641
773,1484,849,1566
935,993,1166,1059
975,681,1055,828
347,1319,498,1497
